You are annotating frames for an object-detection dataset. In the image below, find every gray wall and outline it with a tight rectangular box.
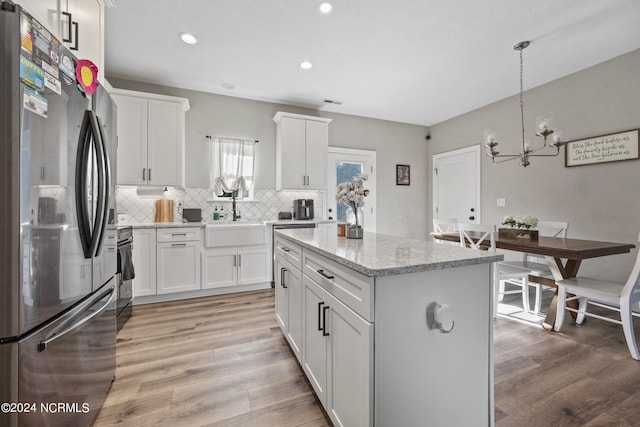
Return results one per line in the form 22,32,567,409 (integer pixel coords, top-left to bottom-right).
107,77,430,238
428,49,640,282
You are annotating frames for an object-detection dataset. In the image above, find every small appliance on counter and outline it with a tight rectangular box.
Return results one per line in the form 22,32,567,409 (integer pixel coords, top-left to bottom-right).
293,199,314,220
182,208,202,222
278,211,293,220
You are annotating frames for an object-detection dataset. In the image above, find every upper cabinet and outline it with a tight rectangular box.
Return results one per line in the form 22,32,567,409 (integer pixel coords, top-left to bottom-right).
19,0,105,83
273,112,332,191
111,89,190,187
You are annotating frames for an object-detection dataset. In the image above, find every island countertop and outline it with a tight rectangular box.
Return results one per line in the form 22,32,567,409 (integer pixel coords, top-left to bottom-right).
275,228,503,277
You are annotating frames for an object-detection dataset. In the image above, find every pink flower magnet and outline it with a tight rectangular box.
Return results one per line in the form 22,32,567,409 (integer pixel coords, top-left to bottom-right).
75,59,99,95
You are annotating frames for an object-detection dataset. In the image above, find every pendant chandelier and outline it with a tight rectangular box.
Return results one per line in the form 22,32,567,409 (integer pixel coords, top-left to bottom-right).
484,41,565,167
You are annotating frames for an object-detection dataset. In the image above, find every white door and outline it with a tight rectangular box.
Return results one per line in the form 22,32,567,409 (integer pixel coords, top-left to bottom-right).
327,147,377,232
433,145,481,224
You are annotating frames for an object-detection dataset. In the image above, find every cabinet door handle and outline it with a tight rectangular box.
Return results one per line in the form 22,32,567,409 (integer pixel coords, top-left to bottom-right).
148,168,152,181
62,11,72,43
171,243,186,247
317,269,334,280
171,233,187,236
142,168,146,181
318,302,325,331
233,255,237,267
70,21,79,51
282,247,290,252
322,306,330,336
280,267,287,288
238,254,241,266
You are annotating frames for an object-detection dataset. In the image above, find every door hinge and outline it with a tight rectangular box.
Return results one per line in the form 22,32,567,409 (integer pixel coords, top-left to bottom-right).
434,168,438,175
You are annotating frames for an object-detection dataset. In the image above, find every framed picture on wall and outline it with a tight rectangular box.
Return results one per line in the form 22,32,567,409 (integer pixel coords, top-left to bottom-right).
396,164,410,185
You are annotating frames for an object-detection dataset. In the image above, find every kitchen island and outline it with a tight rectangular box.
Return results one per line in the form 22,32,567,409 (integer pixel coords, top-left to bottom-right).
274,228,503,427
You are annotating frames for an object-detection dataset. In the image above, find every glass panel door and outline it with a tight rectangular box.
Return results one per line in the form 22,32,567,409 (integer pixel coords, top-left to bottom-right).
327,148,377,232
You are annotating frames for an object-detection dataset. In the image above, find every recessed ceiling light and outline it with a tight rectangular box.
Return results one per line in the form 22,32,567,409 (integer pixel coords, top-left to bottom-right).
221,82,235,90
300,61,313,70
319,1,332,13
178,32,197,45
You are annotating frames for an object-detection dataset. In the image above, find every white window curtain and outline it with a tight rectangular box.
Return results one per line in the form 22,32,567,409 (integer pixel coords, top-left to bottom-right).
209,138,256,196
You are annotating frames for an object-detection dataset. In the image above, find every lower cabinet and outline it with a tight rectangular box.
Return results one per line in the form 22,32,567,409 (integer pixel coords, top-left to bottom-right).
302,275,373,427
202,246,269,289
156,227,202,294
275,234,373,427
275,256,304,361
156,240,201,294
132,228,157,297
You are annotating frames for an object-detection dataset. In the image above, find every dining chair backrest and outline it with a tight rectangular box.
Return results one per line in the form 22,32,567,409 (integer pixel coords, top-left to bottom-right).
458,223,496,252
622,232,640,300
524,220,568,264
537,220,568,238
433,217,458,234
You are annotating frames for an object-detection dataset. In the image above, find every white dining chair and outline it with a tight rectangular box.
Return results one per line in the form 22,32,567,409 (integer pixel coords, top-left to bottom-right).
432,217,458,245
496,220,569,315
458,222,495,251
554,233,640,360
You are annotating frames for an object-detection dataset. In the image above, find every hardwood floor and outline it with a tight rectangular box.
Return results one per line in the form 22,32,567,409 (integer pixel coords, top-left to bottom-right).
93,289,640,427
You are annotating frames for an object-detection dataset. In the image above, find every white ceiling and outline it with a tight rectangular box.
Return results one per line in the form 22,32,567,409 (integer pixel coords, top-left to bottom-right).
104,0,640,127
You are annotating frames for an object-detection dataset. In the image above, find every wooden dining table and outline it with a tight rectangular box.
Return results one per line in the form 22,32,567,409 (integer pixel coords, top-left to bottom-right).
431,232,636,330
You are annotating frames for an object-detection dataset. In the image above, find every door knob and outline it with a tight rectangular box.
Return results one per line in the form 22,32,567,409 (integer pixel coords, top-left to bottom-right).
470,208,475,212
468,216,475,221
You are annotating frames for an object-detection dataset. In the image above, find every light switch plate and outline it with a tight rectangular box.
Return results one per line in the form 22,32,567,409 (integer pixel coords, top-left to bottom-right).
497,198,506,207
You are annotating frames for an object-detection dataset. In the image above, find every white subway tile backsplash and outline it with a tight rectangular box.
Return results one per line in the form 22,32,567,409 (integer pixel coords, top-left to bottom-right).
115,187,325,223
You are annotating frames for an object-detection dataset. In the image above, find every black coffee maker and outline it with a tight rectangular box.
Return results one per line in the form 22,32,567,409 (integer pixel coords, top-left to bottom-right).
293,199,314,220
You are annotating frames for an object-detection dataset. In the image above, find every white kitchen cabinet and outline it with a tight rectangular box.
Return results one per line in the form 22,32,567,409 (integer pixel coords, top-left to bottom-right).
301,271,373,427
203,224,269,290
273,112,332,190
19,0,60,38
274,254,303,361
112,89,190,187
202,246,270,289
274,257,288,330
132,228,156,297
59,0,103,76
19,0,105,81
156,227,201,294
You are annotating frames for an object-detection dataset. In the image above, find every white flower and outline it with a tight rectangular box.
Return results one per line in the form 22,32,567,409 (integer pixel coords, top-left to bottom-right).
336,173,369,208
504,214,538,229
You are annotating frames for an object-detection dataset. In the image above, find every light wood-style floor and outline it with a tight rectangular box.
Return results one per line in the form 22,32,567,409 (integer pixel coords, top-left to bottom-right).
93,289,640,427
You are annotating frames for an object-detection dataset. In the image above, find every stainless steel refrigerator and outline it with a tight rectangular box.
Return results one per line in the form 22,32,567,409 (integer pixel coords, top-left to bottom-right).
0,2,117,426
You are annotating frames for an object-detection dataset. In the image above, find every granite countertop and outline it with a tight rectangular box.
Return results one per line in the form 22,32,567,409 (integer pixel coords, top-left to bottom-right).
125,219,335,229
275,228,503,277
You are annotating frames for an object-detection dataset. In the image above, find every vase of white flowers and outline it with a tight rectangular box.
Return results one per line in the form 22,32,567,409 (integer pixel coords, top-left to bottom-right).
499,215,539,240
336,173,369,239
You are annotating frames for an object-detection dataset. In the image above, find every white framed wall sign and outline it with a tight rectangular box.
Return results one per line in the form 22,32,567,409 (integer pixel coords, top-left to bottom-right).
565,129,639,167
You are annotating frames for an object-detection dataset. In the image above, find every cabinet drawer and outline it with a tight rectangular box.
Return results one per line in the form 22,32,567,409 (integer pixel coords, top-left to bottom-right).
156,227,202,243
274,236,302,270
303,250,374,322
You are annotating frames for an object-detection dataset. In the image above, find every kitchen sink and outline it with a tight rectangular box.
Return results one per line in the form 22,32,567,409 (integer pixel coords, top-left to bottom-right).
205,222,266,247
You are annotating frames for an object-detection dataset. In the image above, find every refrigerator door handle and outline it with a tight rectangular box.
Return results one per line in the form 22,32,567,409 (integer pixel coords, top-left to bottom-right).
37,286,115,352
88,111,106,258
75,110,93,259
93,114,110,256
